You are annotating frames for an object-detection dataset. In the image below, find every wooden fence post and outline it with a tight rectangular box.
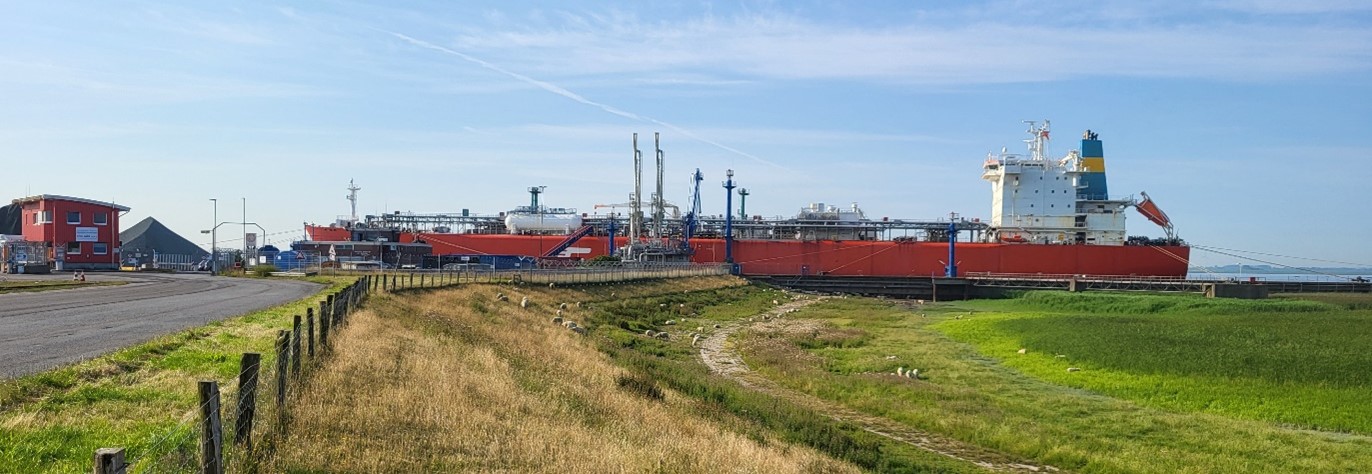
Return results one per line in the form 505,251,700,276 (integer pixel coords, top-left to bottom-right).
235,353,260,450
93,448,126,474
409,273,414,288
317,302,329,351
275,330,289,425
306,312,315,358
291,315,302,376
198,380,223,474
325,294,335,324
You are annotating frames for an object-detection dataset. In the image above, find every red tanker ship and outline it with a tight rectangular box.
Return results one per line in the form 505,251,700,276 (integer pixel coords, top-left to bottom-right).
304,123,1189,277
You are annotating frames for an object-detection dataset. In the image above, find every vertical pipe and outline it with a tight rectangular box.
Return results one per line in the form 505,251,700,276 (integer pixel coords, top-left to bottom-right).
723,169,735,264
946,219,958,278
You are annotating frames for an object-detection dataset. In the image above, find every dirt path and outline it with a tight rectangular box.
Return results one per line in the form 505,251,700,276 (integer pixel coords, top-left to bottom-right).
698,295,1062,473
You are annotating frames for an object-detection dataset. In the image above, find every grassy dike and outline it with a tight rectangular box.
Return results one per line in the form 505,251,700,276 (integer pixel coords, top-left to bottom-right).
737,292,1372,473
263,277,979,473
0,276,350,474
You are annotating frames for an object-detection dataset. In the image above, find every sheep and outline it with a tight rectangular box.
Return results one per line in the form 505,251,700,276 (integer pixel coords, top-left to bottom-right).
660,303,667,308
696,326,705,332
548,282,556,288
907,369,920,379
520,296,529,308
556,309,563,318
571,326,587,335
575,301,582,308
1066,367,1081,372
644,329,657,337
496,293,508,302
896,367,905,377
654,332,670,340
691,334,701,347
772,299,779,305
664,320,676,325
1017,348,1027,355
559,303,568,310
712,324,721,329
1054,354,1068,359
916,299,925,305
552,316,564,324
563,321,579,329
610,292,616,297
884,355,897,360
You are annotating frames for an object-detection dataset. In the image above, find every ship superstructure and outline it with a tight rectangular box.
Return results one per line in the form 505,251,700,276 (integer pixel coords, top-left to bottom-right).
981,121,1131,245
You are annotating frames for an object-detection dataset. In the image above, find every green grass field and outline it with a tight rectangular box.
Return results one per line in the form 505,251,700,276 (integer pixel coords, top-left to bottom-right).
736,292,1372,473
942,291,1372,433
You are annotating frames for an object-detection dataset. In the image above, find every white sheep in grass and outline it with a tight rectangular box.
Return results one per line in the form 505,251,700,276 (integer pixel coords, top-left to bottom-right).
549,282,556,288
654,332,670,340
558,303,567,310
772,299,779,305
664,320,676,325
896,367,905,377
496,293,508,302
692,334,701,347
907,369,920,379
552,316,564,324
575,301,582,308
572,326,587,335
660,303,667,308
563,321,578,329
696,326,704,332
520,296,529,308
644,329,657,337
713,324,722,329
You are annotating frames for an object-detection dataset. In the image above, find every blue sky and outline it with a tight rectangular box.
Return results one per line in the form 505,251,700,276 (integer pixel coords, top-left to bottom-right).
3,1,1369,268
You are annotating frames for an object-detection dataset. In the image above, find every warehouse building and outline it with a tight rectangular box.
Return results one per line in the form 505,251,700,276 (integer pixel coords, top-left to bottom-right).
11,195,129,270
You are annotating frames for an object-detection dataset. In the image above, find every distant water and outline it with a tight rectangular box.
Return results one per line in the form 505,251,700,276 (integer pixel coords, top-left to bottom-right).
1187,271,1372,283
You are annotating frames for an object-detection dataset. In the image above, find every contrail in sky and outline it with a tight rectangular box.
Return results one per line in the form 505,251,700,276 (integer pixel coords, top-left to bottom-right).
383,30,784,169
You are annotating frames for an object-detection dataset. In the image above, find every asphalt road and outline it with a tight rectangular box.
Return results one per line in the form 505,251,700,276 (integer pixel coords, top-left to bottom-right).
0,273,321,379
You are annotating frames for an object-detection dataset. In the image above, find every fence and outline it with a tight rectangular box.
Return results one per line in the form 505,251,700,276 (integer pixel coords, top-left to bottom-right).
93,277,372,474
91,262,730,473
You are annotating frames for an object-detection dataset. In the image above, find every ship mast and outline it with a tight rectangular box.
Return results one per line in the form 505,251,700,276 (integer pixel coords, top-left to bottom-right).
346,179,361,222
1024,120,1050,160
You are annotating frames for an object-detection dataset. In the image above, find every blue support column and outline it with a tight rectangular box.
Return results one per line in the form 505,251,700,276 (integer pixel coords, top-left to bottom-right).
946,220,958,278
723,170,736,264
607,217,616,257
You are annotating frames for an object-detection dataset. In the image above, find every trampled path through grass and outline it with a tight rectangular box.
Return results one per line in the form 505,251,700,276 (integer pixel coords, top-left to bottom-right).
698,295,1057,473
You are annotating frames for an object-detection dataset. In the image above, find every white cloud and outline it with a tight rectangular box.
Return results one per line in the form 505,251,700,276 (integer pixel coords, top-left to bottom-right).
433,9,1371,84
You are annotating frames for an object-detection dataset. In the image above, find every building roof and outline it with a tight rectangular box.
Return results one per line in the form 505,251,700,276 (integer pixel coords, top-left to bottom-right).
120,217,209,258
0,204,19,235
11,194,131,212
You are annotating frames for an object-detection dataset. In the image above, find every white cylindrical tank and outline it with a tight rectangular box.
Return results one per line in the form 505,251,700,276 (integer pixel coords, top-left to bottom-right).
504,213,583,234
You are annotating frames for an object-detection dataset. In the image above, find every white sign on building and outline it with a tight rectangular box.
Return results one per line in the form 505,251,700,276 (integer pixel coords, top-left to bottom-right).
75,227,99,242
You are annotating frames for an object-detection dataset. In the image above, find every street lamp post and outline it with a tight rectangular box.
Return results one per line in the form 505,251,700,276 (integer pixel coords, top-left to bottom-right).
242,197,247,264
210,198,218,275
203,221,266,275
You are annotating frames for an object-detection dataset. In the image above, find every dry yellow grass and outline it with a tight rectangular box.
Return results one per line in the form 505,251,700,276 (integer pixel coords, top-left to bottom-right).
266,278,856,473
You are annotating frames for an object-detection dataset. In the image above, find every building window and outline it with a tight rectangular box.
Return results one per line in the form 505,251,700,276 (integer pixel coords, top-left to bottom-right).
67,242,81,255
34,211,52,224
94,213,108,225
67,211,81,224
94,243,108,255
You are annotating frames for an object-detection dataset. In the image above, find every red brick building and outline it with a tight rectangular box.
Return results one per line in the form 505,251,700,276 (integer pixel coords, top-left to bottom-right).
13,195,129,270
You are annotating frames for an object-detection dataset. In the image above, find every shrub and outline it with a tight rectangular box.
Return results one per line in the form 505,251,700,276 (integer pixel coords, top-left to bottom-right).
251,264,278,277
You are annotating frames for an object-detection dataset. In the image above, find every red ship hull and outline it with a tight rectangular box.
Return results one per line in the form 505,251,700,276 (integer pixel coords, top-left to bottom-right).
306,226,1189,277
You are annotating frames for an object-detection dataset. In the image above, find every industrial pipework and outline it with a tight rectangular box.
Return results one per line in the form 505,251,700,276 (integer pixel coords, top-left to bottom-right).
724,169,736,263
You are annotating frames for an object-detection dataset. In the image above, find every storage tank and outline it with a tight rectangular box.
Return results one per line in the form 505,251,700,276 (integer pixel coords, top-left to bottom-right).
504,213,583,234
